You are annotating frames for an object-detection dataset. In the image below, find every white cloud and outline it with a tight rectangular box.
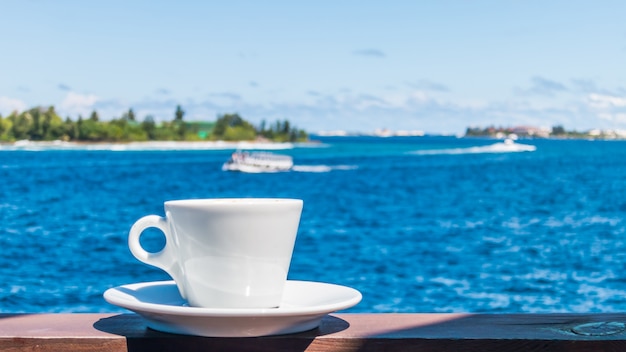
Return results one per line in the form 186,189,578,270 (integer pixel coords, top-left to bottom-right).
587,93,626,109
598,113,626,123
585,93,626,127
514,77,568,97
43,82,624,134
407,79,450,92
59,92,99,117
0,96,27,115
409,91,430,103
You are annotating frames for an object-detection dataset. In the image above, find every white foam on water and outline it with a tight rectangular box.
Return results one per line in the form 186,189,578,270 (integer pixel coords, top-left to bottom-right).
543,215,622,229
577,284,626,301
292,165,358,173
462,291,511,309
430,277,470,291
332,165,359,170
292,165,332,173
10,285,26,294
572,272,614,284
411,140,537,155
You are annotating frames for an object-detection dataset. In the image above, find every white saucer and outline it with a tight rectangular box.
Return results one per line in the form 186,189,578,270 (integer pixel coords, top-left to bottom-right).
103,280,362,337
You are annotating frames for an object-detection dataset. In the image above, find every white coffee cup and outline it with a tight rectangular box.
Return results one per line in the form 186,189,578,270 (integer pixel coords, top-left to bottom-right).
128,198,303,309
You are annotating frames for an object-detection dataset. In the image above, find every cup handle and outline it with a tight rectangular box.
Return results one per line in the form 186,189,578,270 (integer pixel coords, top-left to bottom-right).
128,215,187,298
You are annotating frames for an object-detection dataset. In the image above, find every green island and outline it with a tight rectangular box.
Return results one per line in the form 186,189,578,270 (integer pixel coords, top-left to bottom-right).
0,105,308,143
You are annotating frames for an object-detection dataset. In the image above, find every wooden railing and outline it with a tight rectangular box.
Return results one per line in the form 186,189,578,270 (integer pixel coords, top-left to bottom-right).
2,313,626,351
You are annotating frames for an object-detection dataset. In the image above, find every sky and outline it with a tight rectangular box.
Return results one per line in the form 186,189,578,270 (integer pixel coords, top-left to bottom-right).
1,1,626,135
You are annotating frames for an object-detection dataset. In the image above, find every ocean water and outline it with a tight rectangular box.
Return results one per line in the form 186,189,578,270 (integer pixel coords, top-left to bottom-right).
2,136,626,313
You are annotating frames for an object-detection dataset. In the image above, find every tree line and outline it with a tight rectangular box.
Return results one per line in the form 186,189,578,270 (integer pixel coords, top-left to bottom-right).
464,125,580,138
0,105,308,143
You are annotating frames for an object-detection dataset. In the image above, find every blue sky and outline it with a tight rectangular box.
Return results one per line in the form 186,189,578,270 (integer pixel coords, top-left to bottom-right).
1,1,625,134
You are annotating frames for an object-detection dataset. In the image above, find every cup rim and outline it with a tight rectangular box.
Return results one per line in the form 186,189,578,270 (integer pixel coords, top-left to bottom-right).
164,198,303,207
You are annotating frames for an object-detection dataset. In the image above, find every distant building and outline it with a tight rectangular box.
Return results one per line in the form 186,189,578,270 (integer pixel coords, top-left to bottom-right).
465,125,553,138
373,128,425,137
588,129,626,139
511,126,551,138
316,130,350,137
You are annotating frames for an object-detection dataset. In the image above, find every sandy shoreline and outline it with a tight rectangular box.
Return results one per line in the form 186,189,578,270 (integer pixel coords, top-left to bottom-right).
0,139,307,151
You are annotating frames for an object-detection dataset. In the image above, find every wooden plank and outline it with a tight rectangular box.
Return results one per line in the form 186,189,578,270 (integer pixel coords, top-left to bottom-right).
2,313,626,351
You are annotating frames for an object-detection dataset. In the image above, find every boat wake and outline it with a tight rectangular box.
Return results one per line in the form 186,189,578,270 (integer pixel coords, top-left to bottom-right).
292,165,358,173
411,139,537,155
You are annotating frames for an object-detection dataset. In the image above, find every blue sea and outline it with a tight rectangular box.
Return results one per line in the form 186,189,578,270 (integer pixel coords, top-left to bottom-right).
2,136,626,314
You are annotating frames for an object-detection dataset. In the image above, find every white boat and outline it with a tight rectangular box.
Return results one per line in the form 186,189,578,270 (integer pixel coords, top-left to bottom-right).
222,151,294,173
484,138,537,152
